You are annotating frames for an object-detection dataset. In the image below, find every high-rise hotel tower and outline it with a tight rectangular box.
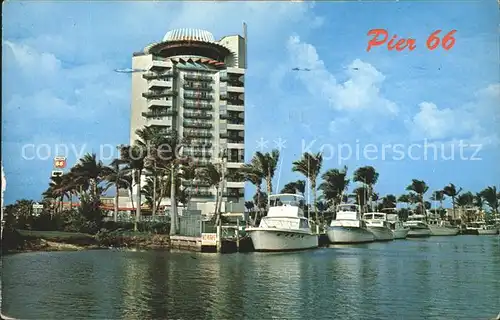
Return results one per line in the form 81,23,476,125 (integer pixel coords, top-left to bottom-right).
129,27,247,214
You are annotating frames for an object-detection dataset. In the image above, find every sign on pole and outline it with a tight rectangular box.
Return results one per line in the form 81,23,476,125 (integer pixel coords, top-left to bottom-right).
54,157,67,169
201,233,217,246
51,170,64,177
32,203,44,209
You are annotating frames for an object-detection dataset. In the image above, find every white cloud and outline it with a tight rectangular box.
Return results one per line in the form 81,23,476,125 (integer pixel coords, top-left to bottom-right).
408,84,500,145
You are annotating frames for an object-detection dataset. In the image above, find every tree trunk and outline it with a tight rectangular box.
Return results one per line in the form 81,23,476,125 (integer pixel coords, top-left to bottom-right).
169,163,178,236
134,170,141,232
252,186,261,226
421,194,426,222
312,180,319,234
114,184,119,222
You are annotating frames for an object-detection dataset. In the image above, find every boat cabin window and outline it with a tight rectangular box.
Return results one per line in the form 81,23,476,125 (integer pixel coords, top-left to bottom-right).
364,214,373,220
299,219,309,229
373,214,385,220
337,205,359,212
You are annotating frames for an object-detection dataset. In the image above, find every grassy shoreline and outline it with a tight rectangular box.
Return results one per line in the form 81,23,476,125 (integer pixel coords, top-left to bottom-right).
1,229,171,254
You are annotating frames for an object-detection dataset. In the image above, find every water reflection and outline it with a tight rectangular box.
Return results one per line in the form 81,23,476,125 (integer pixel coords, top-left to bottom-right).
2,236,500,320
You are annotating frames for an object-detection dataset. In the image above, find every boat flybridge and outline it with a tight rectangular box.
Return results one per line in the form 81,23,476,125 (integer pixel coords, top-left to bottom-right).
245,194,319,252
326,203,375,244
362,211,394,241
381,208,409,239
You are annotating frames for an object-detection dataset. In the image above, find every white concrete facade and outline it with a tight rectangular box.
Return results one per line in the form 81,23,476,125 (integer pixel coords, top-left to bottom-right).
128,28,247,215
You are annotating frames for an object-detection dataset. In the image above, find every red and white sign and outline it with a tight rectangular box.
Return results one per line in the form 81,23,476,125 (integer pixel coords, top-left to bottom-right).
201,233,217,246
54,157,67,169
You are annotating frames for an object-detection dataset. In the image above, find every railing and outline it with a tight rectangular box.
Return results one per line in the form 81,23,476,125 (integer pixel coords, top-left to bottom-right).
183,92,213,100
183,112,212,119
182,180,212,187
183,121,213,129
227,118,244,125
183,74,213,81
183,84,212,91
183,151,212,158
191,190,214,197
142,90,177,99
142,70,176,80
183,131,213,138
142,110,176,118
183,103,212,110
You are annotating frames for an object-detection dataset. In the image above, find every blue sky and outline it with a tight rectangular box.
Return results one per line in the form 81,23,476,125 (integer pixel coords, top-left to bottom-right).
2,1,499,206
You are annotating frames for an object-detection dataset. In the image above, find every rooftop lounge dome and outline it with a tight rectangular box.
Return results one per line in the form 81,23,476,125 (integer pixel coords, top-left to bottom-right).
162,29,215,43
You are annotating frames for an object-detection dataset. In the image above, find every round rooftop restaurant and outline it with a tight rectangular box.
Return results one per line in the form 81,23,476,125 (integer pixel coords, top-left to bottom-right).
146,28,231,61
162,29,216,43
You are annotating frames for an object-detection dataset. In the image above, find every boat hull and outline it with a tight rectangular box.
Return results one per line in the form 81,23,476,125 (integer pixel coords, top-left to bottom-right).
429,226,459,236
391,228,410,239
407,228,432,238
367,226,394,241
477,228,499,235
326,226,375,244
246,228,318,251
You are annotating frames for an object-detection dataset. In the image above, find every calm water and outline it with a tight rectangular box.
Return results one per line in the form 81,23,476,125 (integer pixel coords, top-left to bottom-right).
2,236,500,320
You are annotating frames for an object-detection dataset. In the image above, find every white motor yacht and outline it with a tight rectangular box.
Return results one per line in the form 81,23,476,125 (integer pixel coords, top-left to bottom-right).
246,194,318,251
382,208,409,239
404,214,432,238
428,218,459,236
326,204,375,244
466,220,499,235
363,212,394,241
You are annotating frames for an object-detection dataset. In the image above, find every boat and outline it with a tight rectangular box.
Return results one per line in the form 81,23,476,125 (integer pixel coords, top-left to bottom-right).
383,208,410,239
326,204,375,244
245,194,318,251
404,214,432,238
428,218,460,236
466,221,499,235
363,211,394,241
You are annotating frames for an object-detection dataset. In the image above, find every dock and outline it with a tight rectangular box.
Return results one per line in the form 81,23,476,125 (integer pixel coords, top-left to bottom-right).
169,235,253,253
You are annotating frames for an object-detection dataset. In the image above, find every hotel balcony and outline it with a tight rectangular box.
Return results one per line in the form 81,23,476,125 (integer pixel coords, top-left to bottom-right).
186,140,212,147
227,104,244,112
190,190,214,198
227,86,244,93
226,162,244,169
183,102,212,110
183,92,213,101
183,83,212,91
142,89,177,99
142,69,176,80
147,99,173,109
150,58,173,70
183,112,213,120
183,130,213,138
226,67,245,75
223,189,245,198
227,123,244,131
148,79,173,90
183,120,213,129
226,181,245,189
183,150,212,158
182,180,212,187
183,74,213,82
141,109,177,118
227,143,244,150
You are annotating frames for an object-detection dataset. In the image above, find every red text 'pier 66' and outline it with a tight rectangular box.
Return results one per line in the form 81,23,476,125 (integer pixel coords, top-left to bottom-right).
366,29,457,52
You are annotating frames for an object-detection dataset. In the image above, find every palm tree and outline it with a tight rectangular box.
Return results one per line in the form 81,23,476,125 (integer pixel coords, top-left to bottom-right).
353,186,369,209
474,192,484,212
381,194,397,209
292,152,323,229
397,194,410,209
197,163,224,227
456,191,475,222
119,145,145,231
480,186,499,215
241,157,266,226
71,153,106,201
319,166,349,210
103,159,130,222
406,179,429,219
443,183,463,220
353,166,379,211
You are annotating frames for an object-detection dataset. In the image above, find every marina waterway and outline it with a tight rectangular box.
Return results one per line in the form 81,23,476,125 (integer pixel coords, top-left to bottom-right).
2,235,500,319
